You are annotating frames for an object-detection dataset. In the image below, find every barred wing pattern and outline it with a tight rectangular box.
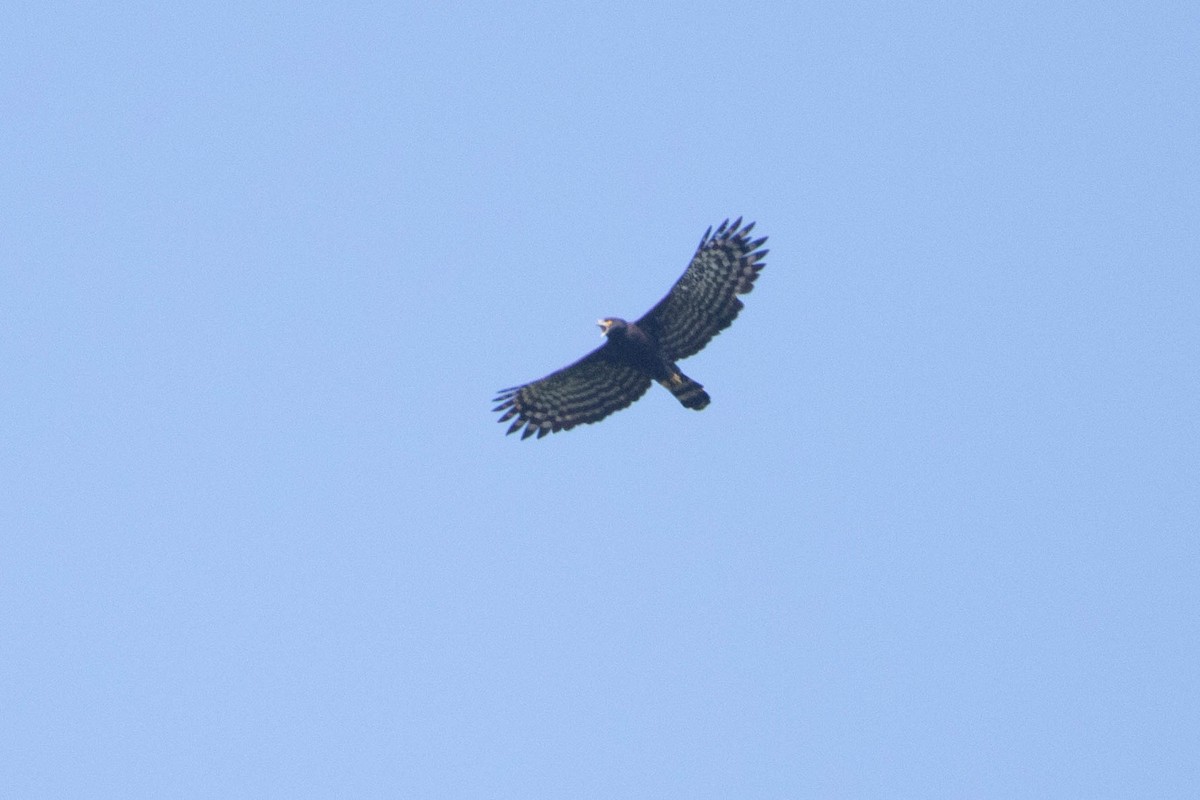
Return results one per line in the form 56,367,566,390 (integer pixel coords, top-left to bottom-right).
492,348,653,440
636,218,768,361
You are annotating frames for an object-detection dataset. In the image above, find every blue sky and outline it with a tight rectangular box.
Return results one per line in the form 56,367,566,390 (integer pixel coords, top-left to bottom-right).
4,2,1198,797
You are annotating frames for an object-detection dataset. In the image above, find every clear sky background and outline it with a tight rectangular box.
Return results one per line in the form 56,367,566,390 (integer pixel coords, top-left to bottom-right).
4,2,1198,797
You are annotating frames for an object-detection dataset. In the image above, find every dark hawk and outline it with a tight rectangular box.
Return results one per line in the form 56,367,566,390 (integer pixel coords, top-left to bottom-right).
493,218,768,439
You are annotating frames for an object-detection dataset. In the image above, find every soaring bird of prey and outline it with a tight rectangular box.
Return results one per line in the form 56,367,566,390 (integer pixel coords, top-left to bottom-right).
493,218,768,439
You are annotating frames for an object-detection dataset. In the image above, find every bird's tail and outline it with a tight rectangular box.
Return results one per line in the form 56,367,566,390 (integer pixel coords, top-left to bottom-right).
659,370,710,410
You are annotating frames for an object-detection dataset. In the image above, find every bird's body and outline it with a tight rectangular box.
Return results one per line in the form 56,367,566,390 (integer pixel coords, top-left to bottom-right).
598,318,711,410
597,318,661,376
494,218,767,439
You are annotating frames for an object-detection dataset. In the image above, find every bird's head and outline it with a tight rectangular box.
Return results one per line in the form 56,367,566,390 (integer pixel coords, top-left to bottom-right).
597,317,627,337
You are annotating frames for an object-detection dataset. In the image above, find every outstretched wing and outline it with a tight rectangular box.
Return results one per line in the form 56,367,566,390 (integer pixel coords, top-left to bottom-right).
493,345,653,439
636,218,768,361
